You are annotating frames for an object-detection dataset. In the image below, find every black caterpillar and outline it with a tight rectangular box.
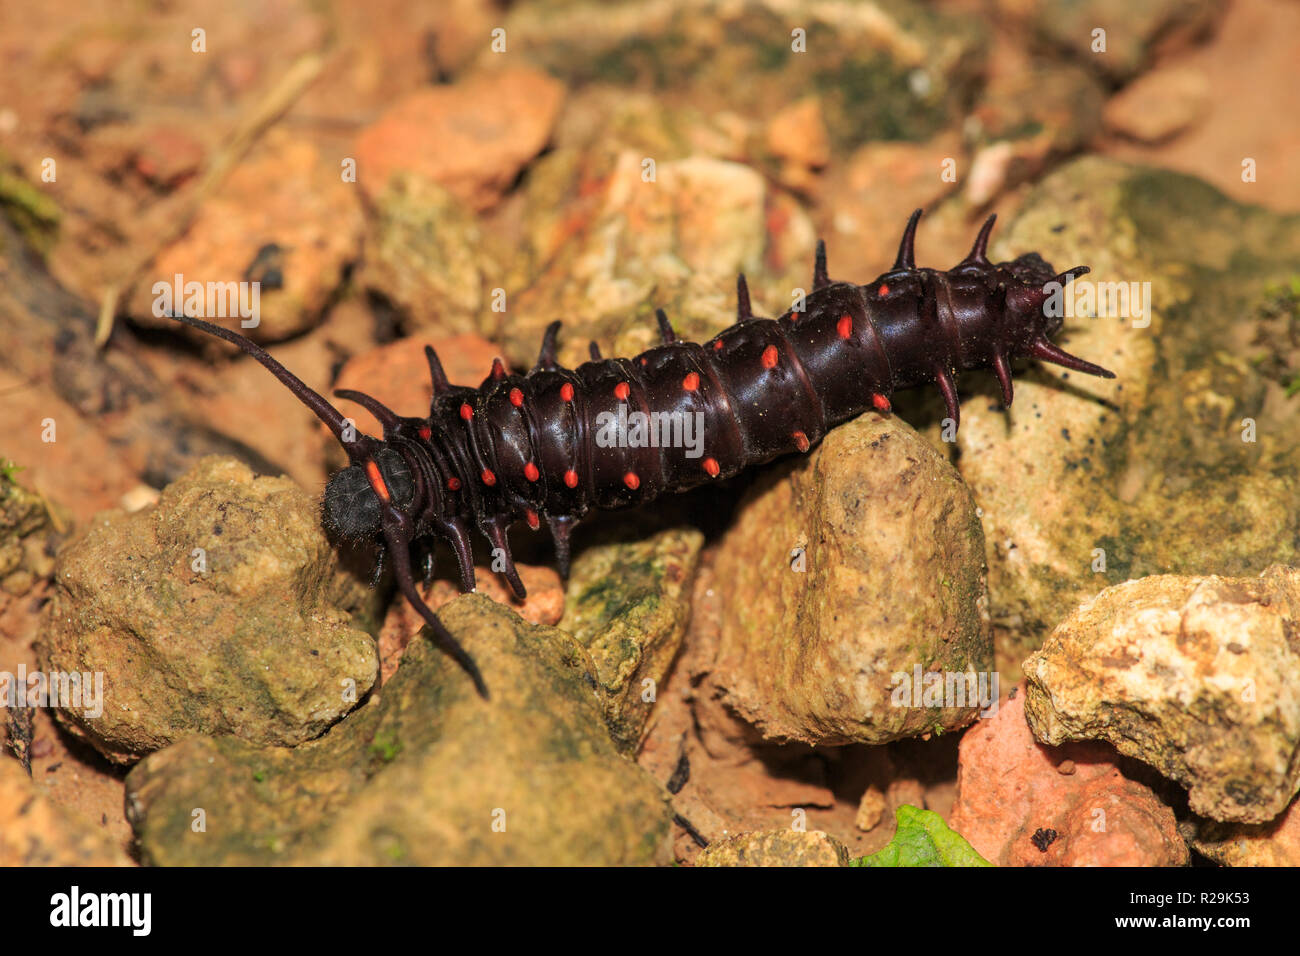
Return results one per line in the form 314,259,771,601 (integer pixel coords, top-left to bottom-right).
175,210,1113,697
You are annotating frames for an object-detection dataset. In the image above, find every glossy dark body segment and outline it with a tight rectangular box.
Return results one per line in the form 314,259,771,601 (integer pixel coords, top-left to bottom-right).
173,210,1115,696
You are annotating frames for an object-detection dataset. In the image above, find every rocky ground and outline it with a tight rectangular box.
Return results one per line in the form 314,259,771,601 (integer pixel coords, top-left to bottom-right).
2,0,1299,866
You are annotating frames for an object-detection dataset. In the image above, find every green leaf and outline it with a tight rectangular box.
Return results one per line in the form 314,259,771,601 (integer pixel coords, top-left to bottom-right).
850,805,992,867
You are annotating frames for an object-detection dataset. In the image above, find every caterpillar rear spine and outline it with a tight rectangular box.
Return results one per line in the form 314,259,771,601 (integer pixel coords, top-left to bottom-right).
175,209,1115,696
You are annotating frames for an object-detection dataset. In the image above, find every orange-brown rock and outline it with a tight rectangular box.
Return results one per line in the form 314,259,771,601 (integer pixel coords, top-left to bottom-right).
355,67,565,211
950,685,1187,866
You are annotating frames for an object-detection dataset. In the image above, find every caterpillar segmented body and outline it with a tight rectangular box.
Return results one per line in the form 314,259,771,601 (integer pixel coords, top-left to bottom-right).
176,210,1114,696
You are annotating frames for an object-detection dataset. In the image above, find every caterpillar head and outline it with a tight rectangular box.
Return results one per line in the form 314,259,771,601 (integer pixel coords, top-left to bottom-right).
322,446,415,540
166,315,489,698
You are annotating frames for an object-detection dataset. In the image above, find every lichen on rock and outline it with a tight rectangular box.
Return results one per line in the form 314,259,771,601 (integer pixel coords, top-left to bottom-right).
710,412,993,745
492,0,988,151
696,828,851,867
562,525,704,752
509,152,795,371
125,595,674,866
38,456,378,765
0,461,57,596
1023,566,1300,824
1191,796,1300,866
953,157,1300,679
359,173,494,338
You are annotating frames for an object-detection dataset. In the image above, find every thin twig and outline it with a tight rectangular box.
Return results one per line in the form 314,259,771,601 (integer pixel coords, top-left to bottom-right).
94,51,326,348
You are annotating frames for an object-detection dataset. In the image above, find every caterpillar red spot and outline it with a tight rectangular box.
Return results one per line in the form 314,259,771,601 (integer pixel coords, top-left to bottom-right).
173,210,1113,698
364,460,391,502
